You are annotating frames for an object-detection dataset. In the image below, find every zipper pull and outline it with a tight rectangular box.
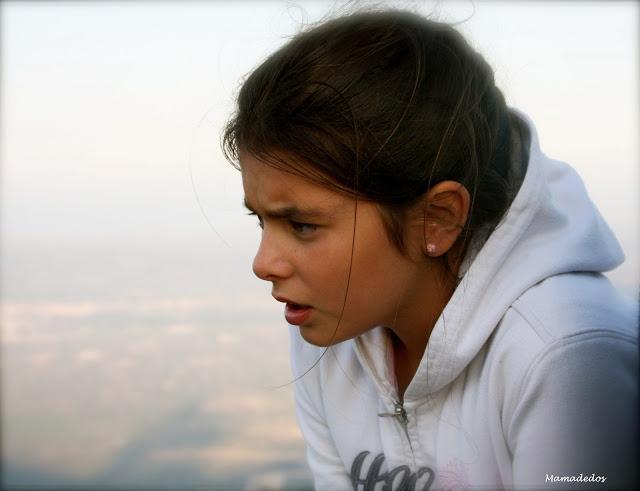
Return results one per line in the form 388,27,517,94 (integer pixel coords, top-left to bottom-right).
377,400,407,423
378,400,414,455
378,401,408,418
394,401,409,427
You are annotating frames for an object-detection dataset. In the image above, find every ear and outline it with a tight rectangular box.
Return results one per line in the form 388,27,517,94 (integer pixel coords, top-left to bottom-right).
420,180,470,258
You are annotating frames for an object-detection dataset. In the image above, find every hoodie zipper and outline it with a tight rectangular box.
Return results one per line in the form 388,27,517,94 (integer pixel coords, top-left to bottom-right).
378,399,414,454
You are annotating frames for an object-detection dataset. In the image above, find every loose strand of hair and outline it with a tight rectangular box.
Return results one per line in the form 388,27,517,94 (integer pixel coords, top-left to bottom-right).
272,83,363,391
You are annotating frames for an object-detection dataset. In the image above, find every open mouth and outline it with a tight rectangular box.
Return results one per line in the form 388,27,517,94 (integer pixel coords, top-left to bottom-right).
287,302,310,310
284,302,313,325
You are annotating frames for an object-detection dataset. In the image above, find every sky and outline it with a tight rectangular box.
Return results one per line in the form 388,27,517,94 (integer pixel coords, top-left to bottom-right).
0,1,638,489
1,0,637,289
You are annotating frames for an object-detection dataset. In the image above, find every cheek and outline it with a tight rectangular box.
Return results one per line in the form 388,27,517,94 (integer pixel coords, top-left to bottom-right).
349,241,408,313
299,237,353,304
294,210,410,323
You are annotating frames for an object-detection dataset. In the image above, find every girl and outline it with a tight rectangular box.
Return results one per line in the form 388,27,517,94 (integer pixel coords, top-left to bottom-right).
222,8,637,490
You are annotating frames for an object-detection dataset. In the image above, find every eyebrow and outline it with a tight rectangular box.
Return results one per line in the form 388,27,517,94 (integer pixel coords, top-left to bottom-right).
243,198,328,220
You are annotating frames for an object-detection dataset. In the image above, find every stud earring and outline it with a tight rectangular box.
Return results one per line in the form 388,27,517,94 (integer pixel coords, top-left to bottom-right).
426,243,437,255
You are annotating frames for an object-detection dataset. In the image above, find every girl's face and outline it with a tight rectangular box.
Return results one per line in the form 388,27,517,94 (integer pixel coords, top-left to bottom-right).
241,153,435,347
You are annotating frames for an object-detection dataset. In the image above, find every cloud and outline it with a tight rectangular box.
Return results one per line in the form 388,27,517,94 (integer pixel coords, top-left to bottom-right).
28,350,56,366
74,349,104,364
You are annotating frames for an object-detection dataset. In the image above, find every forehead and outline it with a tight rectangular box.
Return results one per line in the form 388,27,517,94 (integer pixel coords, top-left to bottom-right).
240,153,345,210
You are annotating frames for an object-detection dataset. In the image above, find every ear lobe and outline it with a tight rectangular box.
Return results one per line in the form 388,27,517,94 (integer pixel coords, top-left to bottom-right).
421,181,470,257
422,219,454,257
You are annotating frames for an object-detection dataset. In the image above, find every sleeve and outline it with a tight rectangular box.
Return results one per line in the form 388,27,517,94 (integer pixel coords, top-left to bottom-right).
507,332,638,490
289,327,353,491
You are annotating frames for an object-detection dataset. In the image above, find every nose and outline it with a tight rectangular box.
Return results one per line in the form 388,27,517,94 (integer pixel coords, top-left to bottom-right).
252,231,293,281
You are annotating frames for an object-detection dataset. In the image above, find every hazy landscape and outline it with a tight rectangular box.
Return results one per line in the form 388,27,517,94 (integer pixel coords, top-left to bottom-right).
2,242,314,490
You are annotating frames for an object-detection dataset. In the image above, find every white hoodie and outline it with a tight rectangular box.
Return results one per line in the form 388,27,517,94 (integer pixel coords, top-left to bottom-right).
288,109,638,490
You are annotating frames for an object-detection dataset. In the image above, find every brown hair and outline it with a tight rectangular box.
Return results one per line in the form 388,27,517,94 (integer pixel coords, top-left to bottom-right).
222,7,525,284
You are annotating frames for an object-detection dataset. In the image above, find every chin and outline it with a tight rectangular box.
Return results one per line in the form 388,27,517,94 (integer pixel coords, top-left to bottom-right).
298,324,353,348
298,326,332,347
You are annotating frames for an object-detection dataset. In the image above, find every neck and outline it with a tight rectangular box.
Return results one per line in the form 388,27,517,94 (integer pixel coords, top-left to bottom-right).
387,262,458,388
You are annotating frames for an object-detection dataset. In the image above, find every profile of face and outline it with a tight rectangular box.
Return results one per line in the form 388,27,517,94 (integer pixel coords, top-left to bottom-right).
241,153,468,347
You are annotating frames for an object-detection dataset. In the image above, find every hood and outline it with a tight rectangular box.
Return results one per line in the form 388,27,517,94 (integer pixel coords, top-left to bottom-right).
353,108,625,400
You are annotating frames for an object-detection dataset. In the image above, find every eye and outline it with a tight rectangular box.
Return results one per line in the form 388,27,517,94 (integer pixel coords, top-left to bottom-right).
246,212,263,229
290,221,317,235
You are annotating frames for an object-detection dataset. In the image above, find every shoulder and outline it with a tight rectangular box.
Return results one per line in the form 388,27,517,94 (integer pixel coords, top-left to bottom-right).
484,272,638,432
511,272,636,340
488,275,639,487
489,272,637,362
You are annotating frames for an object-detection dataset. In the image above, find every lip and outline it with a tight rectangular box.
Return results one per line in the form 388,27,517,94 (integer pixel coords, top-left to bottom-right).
273,295,310,307
273,296,313,325
284,303,313,325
